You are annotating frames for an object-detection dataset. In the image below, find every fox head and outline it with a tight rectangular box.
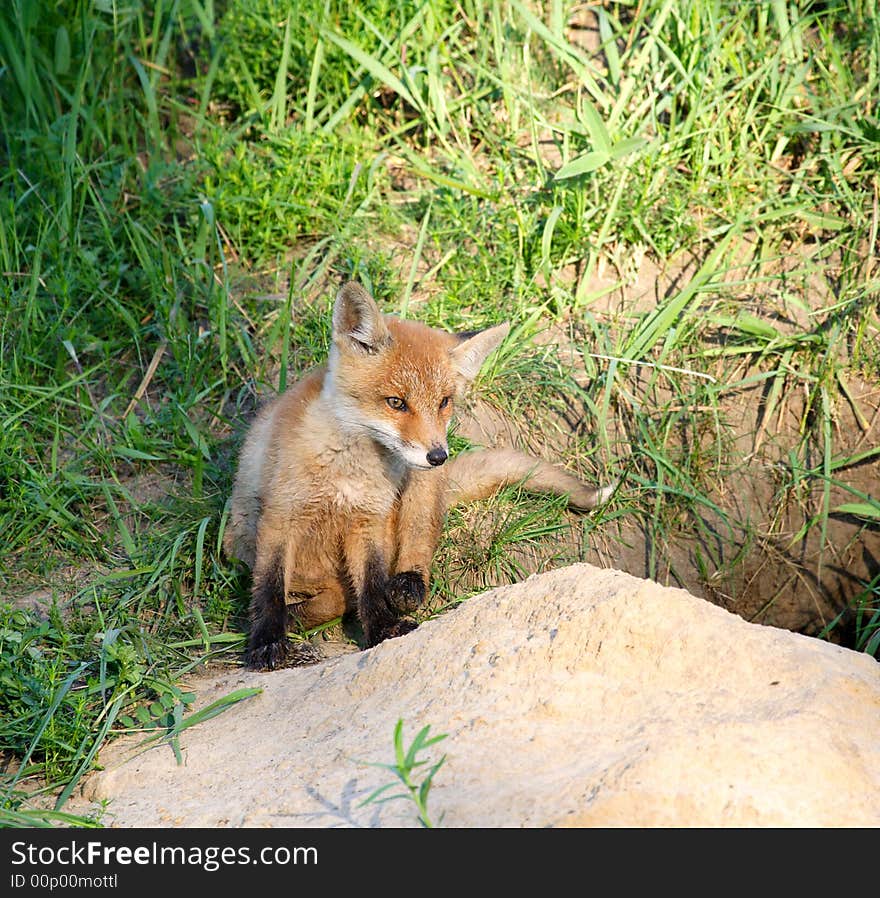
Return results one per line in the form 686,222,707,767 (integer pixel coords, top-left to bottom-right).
326,281,509,470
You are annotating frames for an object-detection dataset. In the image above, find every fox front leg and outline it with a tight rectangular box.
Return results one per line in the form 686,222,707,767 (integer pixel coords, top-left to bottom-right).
385,468,446,615
361,555,420,647
344,517,417,648
246,545,289,670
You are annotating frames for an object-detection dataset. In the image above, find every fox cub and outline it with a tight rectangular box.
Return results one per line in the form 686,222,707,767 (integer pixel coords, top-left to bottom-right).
224,281,612,669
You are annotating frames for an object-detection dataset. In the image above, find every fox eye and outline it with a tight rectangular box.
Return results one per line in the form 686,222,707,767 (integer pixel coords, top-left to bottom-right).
386,396,407,412
439,396,451,410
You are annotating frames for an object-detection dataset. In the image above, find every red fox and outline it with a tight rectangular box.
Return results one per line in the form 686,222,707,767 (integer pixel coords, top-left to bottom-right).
224,281,613,669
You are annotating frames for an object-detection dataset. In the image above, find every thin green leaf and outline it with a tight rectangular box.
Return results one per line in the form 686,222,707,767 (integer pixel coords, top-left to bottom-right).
554,150,609,180
834,503,880,520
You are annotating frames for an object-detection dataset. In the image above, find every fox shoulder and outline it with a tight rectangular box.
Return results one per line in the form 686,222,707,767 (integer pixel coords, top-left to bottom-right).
224,368,326,567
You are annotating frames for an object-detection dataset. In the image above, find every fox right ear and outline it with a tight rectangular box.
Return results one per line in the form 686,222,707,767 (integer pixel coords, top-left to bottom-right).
332,282,392,355
449,322,510,382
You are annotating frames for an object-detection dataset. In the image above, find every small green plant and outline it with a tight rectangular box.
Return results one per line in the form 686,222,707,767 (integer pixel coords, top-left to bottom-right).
360,719,447,828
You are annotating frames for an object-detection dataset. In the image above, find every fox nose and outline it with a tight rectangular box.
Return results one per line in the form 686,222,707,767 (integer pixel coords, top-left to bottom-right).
426,447,448,467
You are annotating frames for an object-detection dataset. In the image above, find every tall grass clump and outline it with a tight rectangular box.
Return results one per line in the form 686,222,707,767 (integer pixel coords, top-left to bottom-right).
0,0,253,820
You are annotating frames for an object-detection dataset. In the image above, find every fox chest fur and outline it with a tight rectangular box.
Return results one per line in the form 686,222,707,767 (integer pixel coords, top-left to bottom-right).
254,376,423,581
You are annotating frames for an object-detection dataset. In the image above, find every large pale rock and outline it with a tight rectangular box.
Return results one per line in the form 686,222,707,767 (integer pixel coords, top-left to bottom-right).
79,564,880,827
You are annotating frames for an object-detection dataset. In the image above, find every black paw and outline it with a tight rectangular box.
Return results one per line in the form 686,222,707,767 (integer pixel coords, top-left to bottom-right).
385,570,426,613
380,619,419,641
245,639,288,671
363,617,419,649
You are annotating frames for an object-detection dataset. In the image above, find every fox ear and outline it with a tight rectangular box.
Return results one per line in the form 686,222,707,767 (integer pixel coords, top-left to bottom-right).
449,322,510,382
333,282,392,354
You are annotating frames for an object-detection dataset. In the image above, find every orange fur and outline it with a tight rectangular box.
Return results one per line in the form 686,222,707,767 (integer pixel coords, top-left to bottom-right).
224,282,611,669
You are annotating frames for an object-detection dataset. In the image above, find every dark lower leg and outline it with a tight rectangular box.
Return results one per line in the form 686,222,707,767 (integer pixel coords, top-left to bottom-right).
246,550,288,670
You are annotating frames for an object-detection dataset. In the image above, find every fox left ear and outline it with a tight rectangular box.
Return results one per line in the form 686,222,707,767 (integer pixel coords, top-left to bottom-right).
333,281,392,355
449,323,510,382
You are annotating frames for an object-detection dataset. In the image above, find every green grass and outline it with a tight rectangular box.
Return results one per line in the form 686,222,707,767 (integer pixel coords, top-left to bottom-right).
1,0,878,821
